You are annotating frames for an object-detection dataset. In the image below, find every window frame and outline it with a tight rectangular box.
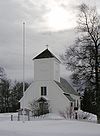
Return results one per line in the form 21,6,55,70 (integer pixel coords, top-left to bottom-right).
41,86,47,96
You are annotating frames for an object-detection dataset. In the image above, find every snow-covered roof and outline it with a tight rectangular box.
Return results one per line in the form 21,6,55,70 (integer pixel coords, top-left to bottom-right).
55,78,79,96
37,96,49,102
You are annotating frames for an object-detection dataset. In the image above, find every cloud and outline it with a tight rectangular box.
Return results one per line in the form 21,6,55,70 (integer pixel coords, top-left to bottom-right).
0,25,76,81
0,0,100,81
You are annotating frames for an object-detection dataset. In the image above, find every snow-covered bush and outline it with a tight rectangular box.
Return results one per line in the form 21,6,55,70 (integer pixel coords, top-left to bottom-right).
77,110,97,122
59,109,97,122
29,100,49,116
59,108,74,119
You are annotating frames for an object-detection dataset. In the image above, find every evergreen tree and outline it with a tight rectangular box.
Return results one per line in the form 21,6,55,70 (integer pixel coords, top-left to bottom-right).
81,88,96,114
0,67,10,112
10,81,29,112
0,67,30,112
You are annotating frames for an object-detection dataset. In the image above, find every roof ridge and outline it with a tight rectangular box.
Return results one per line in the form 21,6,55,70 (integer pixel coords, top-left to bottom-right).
33,48,61,62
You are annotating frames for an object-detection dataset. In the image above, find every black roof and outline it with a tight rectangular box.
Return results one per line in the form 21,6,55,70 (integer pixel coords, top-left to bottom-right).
55,78,79,96
63,93,75,102
55,78,79,101
33,49,60,62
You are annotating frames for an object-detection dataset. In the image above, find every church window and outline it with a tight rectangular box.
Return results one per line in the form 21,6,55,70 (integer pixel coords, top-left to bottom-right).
41,87,47,96
77,100,79,108
70,102,73,107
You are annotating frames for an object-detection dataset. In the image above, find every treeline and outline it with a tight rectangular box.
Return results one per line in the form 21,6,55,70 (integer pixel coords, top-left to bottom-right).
0,67,29,113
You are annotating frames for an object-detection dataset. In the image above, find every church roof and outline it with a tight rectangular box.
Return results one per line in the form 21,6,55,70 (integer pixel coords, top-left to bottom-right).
37,96,49,102
55,78,79,96
63,93,75,102
33,49,61,62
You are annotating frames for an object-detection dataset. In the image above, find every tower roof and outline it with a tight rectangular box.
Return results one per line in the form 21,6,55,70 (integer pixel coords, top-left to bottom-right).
33,49,61,62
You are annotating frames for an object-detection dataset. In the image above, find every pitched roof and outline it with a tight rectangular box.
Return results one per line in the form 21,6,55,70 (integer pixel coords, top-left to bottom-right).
37,96,48,102
33,49,60,62
55,77,79,96
63,93,75,102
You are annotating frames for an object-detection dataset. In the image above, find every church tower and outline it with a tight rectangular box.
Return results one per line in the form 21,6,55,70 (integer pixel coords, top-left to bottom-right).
33,49,61,82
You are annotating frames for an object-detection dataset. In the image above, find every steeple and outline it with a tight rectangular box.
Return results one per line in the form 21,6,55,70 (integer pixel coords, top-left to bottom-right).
33,48,60,82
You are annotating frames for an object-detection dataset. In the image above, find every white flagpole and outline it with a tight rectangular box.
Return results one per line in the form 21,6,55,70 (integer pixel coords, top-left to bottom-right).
22,22,25,123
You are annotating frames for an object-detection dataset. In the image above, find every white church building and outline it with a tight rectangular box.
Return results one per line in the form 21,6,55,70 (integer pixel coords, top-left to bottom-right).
20,49,80,115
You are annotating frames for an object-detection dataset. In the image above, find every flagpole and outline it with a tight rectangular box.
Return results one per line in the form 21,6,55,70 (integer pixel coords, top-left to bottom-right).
22,22,25,123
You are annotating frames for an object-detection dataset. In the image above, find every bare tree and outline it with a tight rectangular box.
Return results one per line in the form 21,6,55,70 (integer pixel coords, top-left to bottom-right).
61,4,100,123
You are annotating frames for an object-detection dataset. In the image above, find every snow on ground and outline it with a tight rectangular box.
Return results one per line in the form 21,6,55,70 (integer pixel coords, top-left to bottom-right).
0,113,18,121
0,119,100,136
0,113,100,136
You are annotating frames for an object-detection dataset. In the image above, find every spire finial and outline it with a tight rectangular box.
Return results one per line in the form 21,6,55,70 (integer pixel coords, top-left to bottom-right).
46,45,48,49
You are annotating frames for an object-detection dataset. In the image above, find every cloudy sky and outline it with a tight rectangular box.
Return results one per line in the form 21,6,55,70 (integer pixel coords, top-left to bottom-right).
0,0,100,81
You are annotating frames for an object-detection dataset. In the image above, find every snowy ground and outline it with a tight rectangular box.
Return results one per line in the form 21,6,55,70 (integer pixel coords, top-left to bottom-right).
0,113,100,136
0,119,100,136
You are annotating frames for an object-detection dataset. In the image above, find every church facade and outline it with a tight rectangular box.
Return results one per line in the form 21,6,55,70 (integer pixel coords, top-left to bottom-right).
20,49,80,115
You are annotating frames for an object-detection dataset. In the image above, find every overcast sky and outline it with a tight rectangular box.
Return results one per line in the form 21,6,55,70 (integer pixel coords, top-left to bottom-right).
0,0,100,81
